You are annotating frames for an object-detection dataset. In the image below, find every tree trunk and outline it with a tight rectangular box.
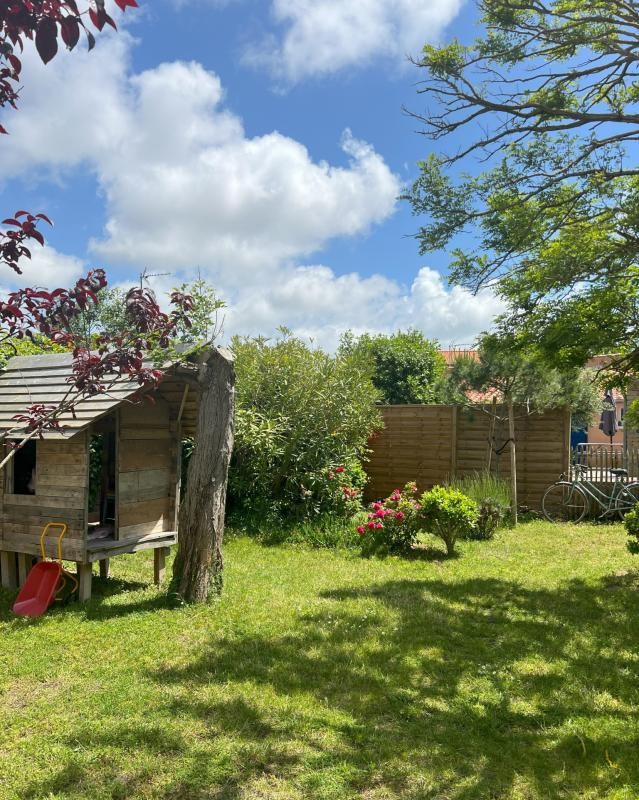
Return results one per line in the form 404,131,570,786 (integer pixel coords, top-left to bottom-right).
487,396,497,473
507,398,518,526
170,347,235,603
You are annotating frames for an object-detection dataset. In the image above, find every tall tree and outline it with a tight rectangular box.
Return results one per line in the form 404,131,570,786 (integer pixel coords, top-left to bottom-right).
404,0,639,382
339,330,446,405
447,333,600,522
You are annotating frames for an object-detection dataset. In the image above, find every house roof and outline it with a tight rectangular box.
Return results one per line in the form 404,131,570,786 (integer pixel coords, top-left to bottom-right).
0,352,202,439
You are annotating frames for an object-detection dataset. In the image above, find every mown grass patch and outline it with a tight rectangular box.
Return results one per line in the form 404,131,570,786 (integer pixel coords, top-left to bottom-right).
1,521,638,799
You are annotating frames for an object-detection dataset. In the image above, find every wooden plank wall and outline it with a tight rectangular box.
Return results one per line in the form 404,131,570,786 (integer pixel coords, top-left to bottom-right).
366,405,456,497
118,400,174,538
0,434,88,560
365,405,570,510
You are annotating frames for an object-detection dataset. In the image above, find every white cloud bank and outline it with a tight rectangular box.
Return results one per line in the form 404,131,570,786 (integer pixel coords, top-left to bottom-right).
245,0,465,82
0,31,501,350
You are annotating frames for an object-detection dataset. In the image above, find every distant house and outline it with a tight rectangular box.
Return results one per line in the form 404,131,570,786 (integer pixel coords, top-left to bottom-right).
584,356,625,446
440,348,499,404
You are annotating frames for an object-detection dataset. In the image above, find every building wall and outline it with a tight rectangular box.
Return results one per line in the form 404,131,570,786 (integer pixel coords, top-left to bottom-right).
0,434,89,561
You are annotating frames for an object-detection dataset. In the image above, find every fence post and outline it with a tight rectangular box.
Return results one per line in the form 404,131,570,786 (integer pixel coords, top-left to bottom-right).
563,406,571,475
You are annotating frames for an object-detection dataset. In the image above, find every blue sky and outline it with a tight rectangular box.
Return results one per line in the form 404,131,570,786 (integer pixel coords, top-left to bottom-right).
0,0,501,348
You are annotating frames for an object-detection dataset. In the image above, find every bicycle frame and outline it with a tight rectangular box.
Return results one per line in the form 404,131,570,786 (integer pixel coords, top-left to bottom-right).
572,473,630,519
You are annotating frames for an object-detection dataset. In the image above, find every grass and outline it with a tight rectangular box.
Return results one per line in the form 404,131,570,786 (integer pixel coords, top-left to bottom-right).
1,521,639,799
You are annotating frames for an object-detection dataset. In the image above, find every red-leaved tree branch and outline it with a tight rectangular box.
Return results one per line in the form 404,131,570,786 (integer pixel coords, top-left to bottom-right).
0,0,198,459
1,0,138,121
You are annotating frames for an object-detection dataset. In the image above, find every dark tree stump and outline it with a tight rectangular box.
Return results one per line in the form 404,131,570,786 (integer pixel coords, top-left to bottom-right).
170,347,235,603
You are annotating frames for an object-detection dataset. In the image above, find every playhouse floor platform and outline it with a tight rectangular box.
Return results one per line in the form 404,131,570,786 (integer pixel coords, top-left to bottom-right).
86,530,177,562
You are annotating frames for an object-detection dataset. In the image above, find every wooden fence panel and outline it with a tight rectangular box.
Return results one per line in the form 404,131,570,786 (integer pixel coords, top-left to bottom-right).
365,404,570,510
366,405,456,503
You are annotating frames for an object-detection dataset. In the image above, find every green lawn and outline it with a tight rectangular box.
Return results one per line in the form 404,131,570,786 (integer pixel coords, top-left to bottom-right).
1,522,639,800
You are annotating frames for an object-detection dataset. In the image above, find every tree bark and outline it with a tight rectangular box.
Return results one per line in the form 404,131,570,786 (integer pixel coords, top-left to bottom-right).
170,347,235,603
507,398,518,526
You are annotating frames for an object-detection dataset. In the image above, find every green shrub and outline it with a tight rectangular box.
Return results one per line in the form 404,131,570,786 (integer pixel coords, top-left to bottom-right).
229,332,381,522
418,486,479,556
625,506,639,555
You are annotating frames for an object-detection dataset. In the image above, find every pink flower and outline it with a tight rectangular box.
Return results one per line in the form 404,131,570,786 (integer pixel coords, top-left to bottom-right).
375,510,385,519
374,522,383,530
395,511,405,520
356,525,365,535
335,466,345,474
367,521,376,529
373,502,382,511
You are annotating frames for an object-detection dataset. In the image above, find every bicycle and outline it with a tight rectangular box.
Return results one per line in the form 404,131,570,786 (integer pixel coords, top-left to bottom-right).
542,465,639,523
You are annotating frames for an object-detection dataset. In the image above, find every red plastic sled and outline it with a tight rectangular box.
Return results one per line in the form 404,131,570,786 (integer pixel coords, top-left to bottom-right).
12,561,62,617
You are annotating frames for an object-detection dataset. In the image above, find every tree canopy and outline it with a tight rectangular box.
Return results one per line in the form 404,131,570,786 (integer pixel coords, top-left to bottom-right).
404,0,639,381
339,330,446,405
446,333,601,431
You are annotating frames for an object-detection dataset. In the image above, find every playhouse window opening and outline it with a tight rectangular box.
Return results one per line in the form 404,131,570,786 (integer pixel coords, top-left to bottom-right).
13,440,37,495
89,428,116,525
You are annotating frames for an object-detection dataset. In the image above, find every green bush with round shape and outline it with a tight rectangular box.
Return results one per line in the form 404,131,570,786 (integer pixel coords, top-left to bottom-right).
418,486,479,556
625,506,639,555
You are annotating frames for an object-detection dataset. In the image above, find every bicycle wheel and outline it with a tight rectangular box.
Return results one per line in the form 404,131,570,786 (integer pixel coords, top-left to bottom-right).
542,481,589,523
615,482,639,516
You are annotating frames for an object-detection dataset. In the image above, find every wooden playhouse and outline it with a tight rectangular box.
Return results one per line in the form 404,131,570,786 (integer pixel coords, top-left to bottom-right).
0,352,202,600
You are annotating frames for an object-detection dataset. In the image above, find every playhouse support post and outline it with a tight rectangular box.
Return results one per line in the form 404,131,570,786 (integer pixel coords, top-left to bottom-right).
0,551,18,590
99,559,110,580
154,547,168,585
77,562,93,602
16,553,31,587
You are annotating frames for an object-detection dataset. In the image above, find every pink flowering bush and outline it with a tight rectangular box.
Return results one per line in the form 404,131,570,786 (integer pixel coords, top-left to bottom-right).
357,482,479,556
357,482,422,555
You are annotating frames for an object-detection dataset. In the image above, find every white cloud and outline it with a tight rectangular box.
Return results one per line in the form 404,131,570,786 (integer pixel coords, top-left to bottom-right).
7,246,88,290
245,0,464,82
225,265,503,350
0,37,399,279
0,32,501,350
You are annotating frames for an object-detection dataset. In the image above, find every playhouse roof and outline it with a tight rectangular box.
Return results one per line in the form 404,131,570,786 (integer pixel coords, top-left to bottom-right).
0,352,201,439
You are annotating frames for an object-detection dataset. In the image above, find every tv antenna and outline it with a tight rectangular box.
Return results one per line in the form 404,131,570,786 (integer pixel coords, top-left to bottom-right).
139,267,171,289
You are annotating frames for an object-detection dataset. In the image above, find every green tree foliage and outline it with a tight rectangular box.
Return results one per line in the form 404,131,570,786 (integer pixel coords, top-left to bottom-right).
0,336,66,370
229,331,382,522
340,330,447,404
71,279,224,346
404,0,639,382
446,332,600,523
446,334,601,430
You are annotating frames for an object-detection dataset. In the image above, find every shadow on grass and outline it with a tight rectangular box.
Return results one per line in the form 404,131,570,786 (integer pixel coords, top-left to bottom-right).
0,574,167,627
20,571,639,799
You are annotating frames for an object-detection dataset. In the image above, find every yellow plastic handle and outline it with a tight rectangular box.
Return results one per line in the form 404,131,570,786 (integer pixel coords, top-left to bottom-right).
40,522,68,563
